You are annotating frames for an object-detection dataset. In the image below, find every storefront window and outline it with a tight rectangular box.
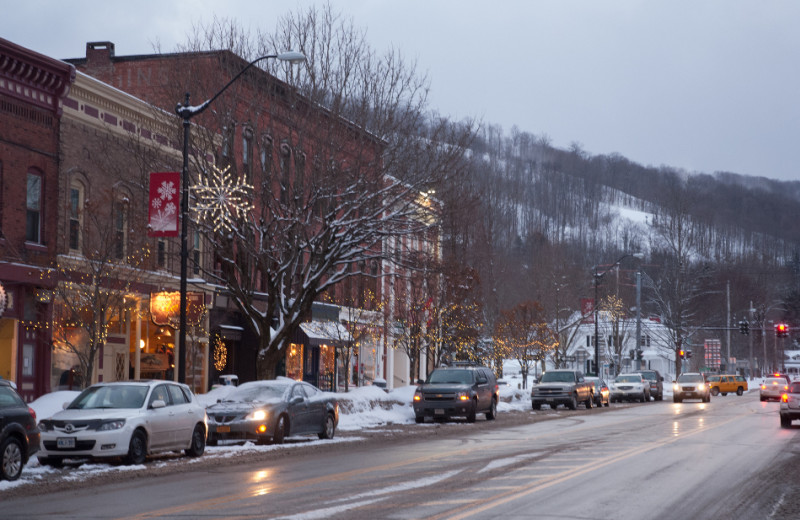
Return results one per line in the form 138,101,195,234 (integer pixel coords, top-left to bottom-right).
286,343,303,380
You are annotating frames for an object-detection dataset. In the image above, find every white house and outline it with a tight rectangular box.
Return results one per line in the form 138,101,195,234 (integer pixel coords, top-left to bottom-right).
561,312,676,381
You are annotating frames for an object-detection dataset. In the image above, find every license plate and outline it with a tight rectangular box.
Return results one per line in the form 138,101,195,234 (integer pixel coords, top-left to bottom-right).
216,425,231,433
57,437,76,449
546,398,554,402
434,409,445,415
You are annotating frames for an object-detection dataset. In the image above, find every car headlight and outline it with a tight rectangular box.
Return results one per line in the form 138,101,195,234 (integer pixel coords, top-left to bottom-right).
414,391,422,402
698,384,706,391
457,392,470,401
673,384,680,391
247,410,268,421
39,420,53,432
98,419,126,431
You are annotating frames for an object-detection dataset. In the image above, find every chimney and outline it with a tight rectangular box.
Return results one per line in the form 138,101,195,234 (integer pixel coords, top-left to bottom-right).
84,41,115,81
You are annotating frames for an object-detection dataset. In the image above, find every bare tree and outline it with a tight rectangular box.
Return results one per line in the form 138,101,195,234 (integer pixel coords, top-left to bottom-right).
494,301,557,389
172,7,473,379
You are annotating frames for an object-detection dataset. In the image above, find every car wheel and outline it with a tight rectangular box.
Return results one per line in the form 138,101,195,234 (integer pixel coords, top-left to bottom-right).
466,403,477,423
415,415,425,423
722,392,728,396
674,396,682,403
585,395,594,409
568,394,578,410
124,429,147,465
37,456,64,468
273,415,287,444
532,403,541,411
185,424,206,458
760,395,766,402
711,388,719,396
737,387,744,396
486,399,497,420
318,413,336,439
780,415,791,428
1,437,24,481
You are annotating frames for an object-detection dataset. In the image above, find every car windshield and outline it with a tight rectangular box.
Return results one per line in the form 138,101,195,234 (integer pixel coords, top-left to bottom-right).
615,375,641,383
540,372,576,383
677,374,704,383
428,370,474,384
765,378,785,385
227,384,288,403
707,376,720,382
68,385,148,409
638,372,656,381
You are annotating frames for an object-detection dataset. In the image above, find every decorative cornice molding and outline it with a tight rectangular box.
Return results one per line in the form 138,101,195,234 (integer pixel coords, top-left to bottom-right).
0,37,75,116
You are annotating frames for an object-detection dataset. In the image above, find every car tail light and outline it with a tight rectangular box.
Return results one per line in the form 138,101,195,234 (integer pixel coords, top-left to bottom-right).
782,393,789,403
28,406,37,422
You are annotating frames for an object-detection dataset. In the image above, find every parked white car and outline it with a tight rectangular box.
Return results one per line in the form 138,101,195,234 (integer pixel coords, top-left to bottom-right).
38,380,207,466
609,373,650,403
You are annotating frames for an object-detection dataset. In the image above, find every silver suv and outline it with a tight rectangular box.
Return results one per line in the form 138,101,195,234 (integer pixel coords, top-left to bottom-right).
673,372,710,403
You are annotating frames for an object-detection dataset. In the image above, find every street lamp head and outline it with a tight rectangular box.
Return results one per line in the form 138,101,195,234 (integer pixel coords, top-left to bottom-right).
276,51,306,64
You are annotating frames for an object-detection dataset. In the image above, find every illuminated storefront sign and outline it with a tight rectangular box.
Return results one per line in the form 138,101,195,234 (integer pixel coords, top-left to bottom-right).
150,291,205,326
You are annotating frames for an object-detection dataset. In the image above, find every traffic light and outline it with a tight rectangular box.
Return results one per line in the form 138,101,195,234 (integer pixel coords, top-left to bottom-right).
739,320,749,335
686,350,693,359
776,323,789,337
679,350,685,359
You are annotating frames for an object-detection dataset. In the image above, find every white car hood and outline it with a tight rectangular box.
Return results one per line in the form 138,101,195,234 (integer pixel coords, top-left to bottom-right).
50,408,144,421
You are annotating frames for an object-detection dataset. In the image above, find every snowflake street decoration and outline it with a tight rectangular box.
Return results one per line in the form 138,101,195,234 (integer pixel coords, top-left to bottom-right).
191,164,254,233
149,178,178,234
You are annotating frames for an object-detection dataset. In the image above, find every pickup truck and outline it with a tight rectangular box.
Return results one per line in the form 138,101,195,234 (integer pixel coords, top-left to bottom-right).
531,369,595,410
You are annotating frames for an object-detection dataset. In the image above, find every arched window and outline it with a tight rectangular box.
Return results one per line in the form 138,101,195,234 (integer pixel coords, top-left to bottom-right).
25,170,43,243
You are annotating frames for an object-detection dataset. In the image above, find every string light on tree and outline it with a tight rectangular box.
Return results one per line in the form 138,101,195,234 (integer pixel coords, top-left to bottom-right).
191,164,254,233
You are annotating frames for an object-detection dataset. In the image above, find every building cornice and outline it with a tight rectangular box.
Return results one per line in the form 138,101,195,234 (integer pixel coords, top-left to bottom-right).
0,37,75,116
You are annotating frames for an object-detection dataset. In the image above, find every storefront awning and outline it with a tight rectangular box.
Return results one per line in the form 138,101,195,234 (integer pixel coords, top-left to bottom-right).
297,320,352,347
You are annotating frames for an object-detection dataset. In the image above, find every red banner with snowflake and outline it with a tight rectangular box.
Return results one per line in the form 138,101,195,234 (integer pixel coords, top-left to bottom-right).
148,172,180,237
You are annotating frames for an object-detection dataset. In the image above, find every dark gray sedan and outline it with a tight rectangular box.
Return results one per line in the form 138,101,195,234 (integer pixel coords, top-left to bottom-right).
206,379,338,445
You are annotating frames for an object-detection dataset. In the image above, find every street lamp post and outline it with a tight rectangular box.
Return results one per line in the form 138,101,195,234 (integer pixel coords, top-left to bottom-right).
593,253,643,379
174,51,305,384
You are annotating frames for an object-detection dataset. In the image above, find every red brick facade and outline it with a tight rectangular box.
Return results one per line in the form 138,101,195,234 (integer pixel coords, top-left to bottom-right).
0,37,75,400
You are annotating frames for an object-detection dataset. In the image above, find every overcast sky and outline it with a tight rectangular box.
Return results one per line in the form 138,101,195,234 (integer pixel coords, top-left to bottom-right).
3,1,798,181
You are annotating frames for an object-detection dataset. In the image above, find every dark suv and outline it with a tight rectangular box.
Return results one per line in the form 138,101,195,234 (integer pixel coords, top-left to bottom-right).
1,380,40,481
635,369,665,401
413,364,499,423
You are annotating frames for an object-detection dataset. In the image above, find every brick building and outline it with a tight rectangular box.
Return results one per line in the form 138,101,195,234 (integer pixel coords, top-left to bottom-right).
0,37,75,400
67,42,390,389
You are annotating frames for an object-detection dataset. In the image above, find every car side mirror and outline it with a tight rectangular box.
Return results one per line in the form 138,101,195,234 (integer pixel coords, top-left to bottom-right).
477,378,487,385
416,379,425,385
150,399,166,409
290,396,304,405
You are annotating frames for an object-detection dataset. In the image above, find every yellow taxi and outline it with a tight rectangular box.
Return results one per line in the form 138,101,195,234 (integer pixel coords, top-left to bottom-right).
706,374,748,396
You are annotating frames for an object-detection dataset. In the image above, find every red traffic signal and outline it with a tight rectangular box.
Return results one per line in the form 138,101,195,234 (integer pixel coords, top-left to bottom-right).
776,323,790,337
679,350,685,358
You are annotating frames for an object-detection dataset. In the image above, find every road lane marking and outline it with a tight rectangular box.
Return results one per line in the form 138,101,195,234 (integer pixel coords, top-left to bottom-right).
427,414,745,520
